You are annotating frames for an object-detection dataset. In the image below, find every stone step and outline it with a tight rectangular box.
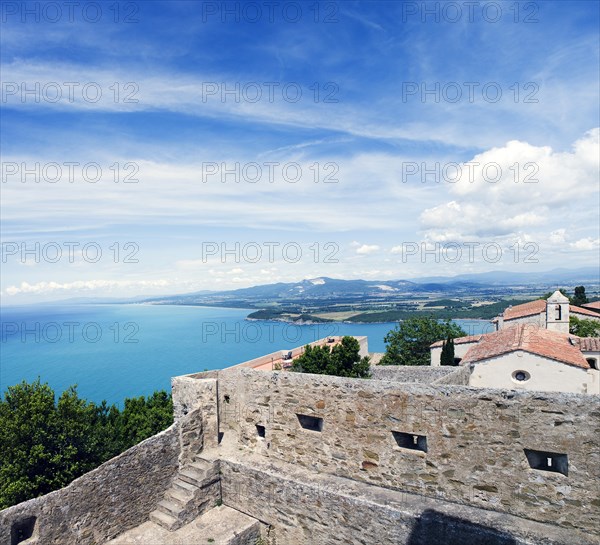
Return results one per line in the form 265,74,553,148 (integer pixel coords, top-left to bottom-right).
172,478,197,494
165,486,193,506
193,456,213,469
157,499,182,517
149,509,179,531
112,505,262,544
189,460,211,473
179,467,206,486
192,505,262,543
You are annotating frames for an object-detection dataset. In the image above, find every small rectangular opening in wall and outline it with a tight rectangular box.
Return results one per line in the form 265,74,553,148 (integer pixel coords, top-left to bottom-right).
256,424,266,438
11,516,36,545
392,431,427,453
297,413,323,432
524,449,568,476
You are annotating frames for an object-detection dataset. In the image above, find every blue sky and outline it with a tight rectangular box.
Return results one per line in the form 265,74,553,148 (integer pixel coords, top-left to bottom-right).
1,0,599,303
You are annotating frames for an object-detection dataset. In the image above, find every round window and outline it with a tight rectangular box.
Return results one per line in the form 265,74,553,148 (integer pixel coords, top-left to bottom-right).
512,370,530,382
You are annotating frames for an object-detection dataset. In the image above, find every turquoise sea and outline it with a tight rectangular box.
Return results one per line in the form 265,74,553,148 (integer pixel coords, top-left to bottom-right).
0,304,494,405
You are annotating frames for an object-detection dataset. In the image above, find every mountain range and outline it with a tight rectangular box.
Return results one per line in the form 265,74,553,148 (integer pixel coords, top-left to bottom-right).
40,267,598,307
138,267,599,307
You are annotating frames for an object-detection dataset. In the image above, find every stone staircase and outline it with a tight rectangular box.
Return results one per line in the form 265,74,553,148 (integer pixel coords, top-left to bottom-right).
149,456,220,531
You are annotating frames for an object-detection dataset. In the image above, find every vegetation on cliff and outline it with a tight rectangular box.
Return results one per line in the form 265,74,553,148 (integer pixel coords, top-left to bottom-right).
0,380,173,510
346,300,531,322
247,309,333,322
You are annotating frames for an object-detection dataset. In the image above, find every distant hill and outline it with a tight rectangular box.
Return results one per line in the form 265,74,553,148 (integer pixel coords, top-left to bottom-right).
139,267,598,307
142,277,419,306
414,267,600,285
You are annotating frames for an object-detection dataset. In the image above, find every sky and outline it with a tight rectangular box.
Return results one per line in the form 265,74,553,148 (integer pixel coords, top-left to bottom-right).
1,0,599,304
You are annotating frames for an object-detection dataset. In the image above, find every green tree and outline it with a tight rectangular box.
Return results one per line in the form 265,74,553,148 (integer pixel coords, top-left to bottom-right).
380,317,466,366
0,380,173,510
440,336,456,366
0,381,99,508
291,336,371,378
569,316,600,337
571,286,589,307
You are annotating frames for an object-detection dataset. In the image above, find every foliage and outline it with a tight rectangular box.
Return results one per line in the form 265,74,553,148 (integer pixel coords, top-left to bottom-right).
347,299,532,322
569,316,600,337
246,309,331,323
422,299,468,308
571,286,589,307
440,336,456,366
0,380,173,510
380,317,467,366
291,336,371,378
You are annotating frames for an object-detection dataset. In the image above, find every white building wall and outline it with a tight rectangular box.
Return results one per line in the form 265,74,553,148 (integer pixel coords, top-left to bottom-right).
430,346,442,366
502,313,546,330
468,351,599,394
358,336,369,358
430,342,478,366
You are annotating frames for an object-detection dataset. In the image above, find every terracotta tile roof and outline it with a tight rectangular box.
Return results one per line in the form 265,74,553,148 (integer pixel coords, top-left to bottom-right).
462,324,590,369
582,301,600,311
576,337,600,352
502,299,546,321
501,300,600,321
571,305,600,318
430,334,482,348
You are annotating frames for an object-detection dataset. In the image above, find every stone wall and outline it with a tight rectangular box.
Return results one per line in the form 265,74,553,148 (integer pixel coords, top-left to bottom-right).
220,458,595,545
431,365,470,385
172,374,219,450
0,425,181,545
370,365,463,383
5,363,597,544
207,368,600,537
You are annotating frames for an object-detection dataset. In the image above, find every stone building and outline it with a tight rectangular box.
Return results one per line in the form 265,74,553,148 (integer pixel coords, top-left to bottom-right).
430,292,600,394
492,291,600,332
431,326,600,394
1,336,599,545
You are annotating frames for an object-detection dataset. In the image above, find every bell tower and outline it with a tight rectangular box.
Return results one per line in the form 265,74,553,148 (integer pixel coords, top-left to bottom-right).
546,291,570,333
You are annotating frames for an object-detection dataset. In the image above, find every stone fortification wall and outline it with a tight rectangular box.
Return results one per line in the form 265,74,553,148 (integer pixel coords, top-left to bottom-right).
431,365,470,385
370,365,466,383
4,363,598,545
0,425,180,545
187,368,599,537
220,458,596,545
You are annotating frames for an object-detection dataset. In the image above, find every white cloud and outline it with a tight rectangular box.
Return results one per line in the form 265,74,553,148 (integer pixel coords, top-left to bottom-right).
549,229,567,244
570,238,600,251
420,129,600,250
3,279,170,296
355,244,380,255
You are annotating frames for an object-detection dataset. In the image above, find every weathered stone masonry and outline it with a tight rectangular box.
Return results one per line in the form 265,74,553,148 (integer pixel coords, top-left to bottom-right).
2,362,599,544
173,368,600,540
